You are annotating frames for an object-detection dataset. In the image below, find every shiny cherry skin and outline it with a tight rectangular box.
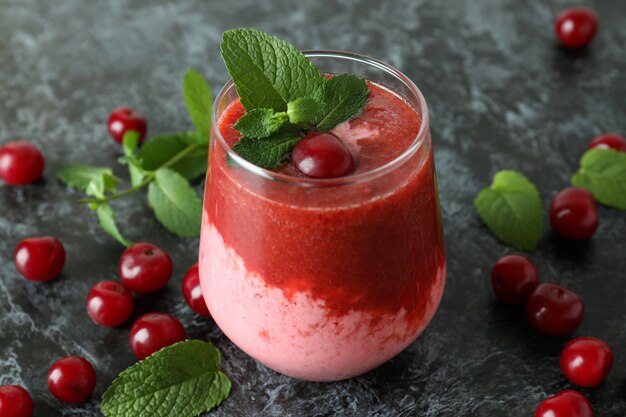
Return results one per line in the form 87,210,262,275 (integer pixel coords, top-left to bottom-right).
292,132,355,178
0,140,44,185
491,255,540,304
588,133,626,152
526,283,584,335
107,107,147,144
555,7,598,49
13,236,65,282
119,242,173,294
86,280,134,327
535,390,593,417
550,187,598,240
561,337,613,387
0,385,33,417
47,356,96,403
129,313,186,360
182,264,211,317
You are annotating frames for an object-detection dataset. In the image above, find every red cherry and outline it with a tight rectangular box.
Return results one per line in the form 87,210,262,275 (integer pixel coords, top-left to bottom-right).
560,337,613,387
555,7,598,49
0,385,33,417
47,356,96,403
13,237,65,282
292,132,355,178
86,280,134,327
182,264,211,317
535,390,593,417
119,242,173,294
491,255,540,304
107,107,147,144
0,140,44,185
588,133,626,152
550,187,598,240
526,283,584,335
129,313,186,360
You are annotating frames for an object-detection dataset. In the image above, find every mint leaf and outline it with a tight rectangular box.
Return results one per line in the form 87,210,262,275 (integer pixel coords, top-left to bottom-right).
572,148,626,210
101,340,231,417
315,75,369,132
121,131,146,187
57,165,116,191
183,68,212,141
97,204,133,247
231,124,302,169
474,170,543,251
147,168,202,237
287,97,322,124
85,173,119,200
221,28,324,111
138,132,208,180
234,108,288,139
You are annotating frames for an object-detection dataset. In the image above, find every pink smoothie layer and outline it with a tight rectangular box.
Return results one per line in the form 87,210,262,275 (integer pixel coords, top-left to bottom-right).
199,82,446,381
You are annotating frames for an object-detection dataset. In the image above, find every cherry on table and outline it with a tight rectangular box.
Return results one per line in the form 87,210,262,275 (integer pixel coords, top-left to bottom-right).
561,336,613,387
182,264,211,317
107,107,147,145
47,356,97,403
491,254,540,304
535,390,593,417
588,133,626,152
550,187,598,240
129,313,186,360
526,283,584,336
0,140,45,185
555,7,598,49
13,236,66,282
0,385,33,417
292,132,355,178
119,242,173,294
86,280,134,327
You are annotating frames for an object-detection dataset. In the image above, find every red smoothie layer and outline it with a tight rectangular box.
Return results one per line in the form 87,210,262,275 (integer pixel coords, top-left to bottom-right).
205,82,445,332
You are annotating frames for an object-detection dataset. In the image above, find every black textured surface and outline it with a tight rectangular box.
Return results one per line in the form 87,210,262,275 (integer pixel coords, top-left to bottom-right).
1,1,625,416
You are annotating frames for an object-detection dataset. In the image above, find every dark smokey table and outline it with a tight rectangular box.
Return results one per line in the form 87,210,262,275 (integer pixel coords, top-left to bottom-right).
1,0,625,416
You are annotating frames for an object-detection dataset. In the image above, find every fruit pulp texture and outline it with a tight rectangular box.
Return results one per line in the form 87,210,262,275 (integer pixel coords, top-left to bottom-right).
200,81,446,381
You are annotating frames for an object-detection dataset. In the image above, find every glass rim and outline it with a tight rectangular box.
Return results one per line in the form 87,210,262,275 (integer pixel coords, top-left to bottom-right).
211,50,430,187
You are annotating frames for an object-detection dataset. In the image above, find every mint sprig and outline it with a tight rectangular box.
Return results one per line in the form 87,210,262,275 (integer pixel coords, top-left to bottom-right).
474,170,544,251
314,74,369,132
572,148,626,210
101,340,231,417
57,68,212,245
221,28,369,169
221,28,325,111
231,124,302,169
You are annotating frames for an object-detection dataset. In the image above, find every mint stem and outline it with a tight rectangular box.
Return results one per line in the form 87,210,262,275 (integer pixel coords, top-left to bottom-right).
80,142,204,205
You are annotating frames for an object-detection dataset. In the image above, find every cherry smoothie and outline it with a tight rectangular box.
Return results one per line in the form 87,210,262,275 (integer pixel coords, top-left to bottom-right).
199,53,446,381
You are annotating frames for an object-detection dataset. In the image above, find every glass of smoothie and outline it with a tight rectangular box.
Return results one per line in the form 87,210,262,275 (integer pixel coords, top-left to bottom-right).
199,51,446,382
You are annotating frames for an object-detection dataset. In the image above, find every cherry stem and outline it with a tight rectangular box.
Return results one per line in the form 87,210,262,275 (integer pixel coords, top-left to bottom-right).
79,142,204,205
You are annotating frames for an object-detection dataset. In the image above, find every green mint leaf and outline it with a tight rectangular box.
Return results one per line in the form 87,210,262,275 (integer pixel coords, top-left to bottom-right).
121,131,146,187
57,165,116,191
147,168,202,237
221,28,324,111
231,124,302,169
85,173,119,200
97,204,133,247
138,132,208,180
474,170,543,251
572,148,626,210
234,108,288,139
315,74,369,132
101,340,231,417
183,68,212,141
287,97,322,124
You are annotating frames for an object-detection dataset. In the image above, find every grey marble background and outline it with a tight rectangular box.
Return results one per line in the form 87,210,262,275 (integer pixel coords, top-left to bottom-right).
1,0,625,416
